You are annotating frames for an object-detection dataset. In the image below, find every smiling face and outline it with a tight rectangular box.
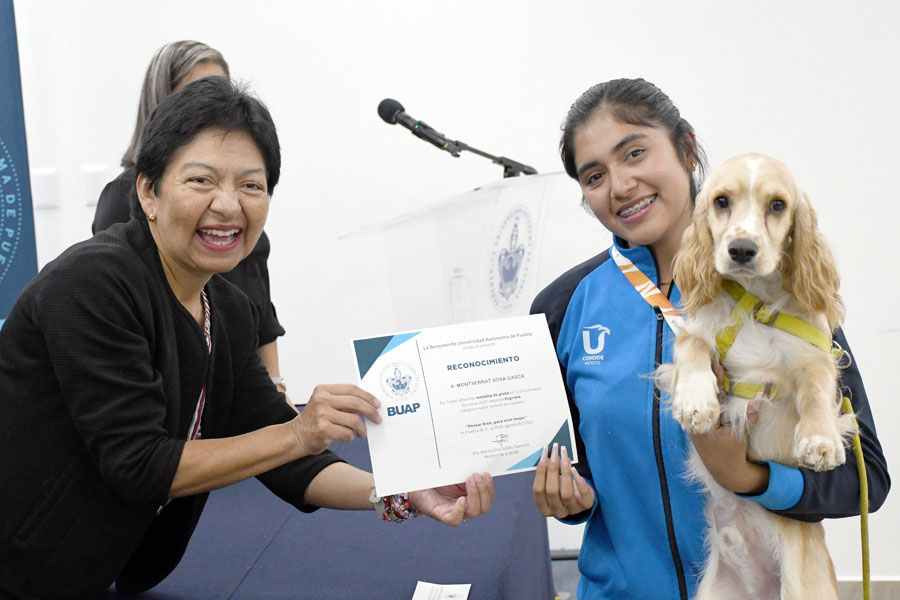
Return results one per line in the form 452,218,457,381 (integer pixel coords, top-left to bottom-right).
701,153,798,278
573,108,694,268
137,127,269,298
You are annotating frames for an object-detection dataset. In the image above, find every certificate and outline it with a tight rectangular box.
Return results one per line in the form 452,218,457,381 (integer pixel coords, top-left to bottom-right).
351,314,576,496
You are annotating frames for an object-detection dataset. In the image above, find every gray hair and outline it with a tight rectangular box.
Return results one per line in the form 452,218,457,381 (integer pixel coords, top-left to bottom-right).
121,40,230,167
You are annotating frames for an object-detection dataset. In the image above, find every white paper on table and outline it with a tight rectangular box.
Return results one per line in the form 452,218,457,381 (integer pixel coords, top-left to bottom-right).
410,581,471,600
351,314,576,496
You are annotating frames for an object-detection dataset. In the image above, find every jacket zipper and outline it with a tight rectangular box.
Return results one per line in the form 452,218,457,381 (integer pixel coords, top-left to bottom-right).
653,306,688,600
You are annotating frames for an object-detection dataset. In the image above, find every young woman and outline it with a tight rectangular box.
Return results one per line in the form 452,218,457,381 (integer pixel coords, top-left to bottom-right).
530,78,890,599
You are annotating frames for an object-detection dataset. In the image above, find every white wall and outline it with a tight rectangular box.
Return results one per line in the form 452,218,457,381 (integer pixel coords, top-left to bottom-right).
14,0,900,579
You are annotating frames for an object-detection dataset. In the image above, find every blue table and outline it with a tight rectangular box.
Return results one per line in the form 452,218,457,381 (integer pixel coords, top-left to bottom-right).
108,436,554,599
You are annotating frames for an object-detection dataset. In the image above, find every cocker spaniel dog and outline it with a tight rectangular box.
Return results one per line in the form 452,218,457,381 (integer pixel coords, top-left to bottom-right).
660,153,856,600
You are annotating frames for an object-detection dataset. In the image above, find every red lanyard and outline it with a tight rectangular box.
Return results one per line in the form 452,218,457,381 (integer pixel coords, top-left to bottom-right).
188,289,211,440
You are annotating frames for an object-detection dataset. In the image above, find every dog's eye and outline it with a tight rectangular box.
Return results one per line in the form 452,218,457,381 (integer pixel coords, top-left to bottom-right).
714,196,729,209
769,198,786,213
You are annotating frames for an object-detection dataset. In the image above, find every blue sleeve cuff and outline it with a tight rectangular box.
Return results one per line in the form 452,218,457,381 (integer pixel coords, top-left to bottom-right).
737,461,804,510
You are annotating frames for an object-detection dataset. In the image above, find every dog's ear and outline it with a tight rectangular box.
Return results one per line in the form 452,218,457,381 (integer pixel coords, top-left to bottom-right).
675,191,720,314
785,192,844,329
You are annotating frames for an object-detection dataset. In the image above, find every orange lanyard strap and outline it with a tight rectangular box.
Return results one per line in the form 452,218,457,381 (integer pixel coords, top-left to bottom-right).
610,246,684,335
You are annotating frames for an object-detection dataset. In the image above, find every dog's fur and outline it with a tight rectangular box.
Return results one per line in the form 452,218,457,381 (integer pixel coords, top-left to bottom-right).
659,153,856,600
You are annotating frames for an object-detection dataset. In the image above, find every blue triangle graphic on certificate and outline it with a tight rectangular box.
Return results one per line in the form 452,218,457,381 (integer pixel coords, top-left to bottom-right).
505,420,574,471
381,331,420,356
508,446,545,471
353,332,420,379
354,336,393,379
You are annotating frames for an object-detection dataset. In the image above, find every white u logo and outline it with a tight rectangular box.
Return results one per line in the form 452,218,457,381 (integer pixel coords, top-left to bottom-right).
582,325,610,355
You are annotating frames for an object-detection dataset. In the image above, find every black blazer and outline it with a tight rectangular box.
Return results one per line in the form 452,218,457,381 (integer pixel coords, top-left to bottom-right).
0,218,340,599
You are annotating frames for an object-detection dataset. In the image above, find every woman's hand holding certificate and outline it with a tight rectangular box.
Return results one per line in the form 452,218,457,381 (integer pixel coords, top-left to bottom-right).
292,384,382,455
532,443,595,518
352,314,576,496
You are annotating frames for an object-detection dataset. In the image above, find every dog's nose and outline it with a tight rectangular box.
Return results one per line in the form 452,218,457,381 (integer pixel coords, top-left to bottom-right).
728,239,758,264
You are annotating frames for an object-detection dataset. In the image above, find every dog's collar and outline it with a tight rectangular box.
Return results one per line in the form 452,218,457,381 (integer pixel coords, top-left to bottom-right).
717,280,842,360
715,280,846,401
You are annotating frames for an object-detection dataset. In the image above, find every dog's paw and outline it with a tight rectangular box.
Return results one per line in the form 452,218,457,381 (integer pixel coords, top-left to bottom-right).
794,433,847,471
671,372,720,434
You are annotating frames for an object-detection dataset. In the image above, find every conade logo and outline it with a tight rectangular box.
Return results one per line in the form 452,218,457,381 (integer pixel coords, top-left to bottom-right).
582,324,611,355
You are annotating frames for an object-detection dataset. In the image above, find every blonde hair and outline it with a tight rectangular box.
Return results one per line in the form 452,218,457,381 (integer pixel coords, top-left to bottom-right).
121,41,229,167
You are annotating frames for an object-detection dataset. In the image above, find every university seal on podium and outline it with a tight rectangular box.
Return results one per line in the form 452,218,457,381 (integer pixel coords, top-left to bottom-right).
489,205,533,313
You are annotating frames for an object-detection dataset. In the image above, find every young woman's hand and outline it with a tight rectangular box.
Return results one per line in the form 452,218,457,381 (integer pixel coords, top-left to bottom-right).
533,443,594,518
689,361,768,494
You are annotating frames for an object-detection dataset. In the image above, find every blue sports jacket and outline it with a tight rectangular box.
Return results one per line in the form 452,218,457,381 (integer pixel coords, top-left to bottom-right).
531,236,889,600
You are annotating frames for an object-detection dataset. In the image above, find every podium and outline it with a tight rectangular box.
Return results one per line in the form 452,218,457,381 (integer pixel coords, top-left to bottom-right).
344,172,611,332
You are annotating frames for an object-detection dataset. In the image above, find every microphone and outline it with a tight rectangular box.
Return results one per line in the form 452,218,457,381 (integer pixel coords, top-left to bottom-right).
377,98,461,156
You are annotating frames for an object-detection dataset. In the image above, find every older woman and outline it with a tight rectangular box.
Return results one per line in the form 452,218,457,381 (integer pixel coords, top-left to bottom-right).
0,77,493,600
92,40,292,400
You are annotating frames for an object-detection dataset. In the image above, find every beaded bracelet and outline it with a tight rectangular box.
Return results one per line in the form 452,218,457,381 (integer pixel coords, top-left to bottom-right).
370,487,420,523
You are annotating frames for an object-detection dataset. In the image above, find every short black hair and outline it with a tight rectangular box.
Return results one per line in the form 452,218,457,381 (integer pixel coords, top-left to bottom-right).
134,77,280,208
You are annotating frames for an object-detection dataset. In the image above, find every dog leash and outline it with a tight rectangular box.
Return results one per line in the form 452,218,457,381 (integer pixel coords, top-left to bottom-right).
843,389,870,600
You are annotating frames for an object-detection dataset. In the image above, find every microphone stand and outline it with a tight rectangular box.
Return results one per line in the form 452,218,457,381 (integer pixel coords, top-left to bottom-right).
447,139,538,178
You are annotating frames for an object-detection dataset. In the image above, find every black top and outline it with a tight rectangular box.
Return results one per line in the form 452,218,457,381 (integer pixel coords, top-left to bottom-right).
92,168,285,346
0,218,341,599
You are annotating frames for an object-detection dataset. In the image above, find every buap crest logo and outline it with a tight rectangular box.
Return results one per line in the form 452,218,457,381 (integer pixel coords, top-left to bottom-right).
379,362,419,398
582,324,611,355
489,205,533,313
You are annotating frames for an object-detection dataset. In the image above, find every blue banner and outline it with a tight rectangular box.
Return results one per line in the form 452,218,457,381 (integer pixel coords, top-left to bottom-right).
0,0,37,328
